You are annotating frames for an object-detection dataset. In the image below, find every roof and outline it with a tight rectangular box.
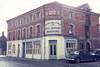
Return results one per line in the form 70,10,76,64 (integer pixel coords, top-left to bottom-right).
7,1,100,23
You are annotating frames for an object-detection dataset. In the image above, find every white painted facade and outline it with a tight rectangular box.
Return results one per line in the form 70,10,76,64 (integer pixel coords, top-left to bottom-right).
41,36,65,59
22,38,41,59
7,40,23,57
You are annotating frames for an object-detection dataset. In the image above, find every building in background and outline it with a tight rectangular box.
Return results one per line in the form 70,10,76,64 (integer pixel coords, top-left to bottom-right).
6,2,100,59
0,32,7,55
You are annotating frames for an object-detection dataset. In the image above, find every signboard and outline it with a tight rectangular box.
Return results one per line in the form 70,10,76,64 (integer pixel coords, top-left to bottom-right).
45,20,61,34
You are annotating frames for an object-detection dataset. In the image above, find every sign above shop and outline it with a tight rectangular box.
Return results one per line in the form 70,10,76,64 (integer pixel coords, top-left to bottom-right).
45,20,61,35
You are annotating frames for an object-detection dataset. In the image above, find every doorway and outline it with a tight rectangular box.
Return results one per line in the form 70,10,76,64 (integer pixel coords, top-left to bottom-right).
49,40,57,59
22,42,25,58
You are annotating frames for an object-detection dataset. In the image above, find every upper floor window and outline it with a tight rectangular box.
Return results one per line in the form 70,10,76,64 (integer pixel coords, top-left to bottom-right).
30,14,32,22
8,32,11,41
36,12,40,18
30,27,33,38
36,25,41,36
13,31,15,40
68,24,73,34
23,28,26,39
18,30,20,40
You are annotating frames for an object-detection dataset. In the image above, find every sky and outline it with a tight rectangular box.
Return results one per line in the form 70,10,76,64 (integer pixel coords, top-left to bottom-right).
0,0,100,37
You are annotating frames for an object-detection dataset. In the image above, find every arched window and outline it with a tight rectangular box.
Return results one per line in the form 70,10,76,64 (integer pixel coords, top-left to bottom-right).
30,27,32,38
23,29,26,39
13,31,15,40
37,25,40,36
18,30,20,40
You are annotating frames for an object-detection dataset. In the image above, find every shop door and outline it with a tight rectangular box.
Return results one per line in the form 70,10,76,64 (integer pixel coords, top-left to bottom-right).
49,40,57,59
22,42,25,58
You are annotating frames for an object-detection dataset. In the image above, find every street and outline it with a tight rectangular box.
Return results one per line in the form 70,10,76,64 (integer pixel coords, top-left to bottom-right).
0,56,100,67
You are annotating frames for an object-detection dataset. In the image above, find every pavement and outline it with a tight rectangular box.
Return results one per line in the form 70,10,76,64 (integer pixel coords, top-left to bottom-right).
0,55,100,67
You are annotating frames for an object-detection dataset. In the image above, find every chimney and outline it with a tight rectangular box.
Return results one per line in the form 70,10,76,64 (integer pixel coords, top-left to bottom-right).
2,32,4,36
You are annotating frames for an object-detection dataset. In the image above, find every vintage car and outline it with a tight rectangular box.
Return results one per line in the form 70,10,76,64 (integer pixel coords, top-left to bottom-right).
66,49,96,63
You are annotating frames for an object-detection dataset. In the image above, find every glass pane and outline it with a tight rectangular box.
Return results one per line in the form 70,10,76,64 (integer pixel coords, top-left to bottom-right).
54,45,56,55
50,45,52,55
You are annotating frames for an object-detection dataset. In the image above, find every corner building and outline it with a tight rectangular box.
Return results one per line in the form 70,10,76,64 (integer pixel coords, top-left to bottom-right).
6,2,100,59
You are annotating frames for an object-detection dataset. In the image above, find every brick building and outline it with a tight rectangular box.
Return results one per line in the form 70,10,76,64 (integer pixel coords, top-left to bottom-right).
6,2,100,59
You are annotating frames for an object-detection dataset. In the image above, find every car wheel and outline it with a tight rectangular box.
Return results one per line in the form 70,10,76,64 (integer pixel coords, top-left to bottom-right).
76,58,80,63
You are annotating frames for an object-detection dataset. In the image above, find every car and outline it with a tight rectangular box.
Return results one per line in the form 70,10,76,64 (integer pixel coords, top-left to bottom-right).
90,49,100,60
66,49,95,63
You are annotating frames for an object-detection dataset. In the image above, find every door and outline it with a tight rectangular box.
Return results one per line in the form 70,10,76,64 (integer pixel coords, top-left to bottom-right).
49,40,57,59
22,42,25,58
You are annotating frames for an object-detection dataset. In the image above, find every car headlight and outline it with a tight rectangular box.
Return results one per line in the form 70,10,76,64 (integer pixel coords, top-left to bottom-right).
91,53,96,55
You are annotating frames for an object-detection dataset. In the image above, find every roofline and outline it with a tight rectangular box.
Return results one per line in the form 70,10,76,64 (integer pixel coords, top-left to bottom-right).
6,1,100,23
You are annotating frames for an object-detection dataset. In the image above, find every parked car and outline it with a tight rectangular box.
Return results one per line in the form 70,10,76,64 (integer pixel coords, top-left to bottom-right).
90,49,100,60
66,49,96,63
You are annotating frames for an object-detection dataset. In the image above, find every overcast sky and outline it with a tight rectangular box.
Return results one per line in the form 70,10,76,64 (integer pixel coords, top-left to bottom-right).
0,0,100,37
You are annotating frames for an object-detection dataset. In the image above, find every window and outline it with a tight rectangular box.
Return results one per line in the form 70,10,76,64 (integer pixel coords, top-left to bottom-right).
23,29,26,39
85,26,90,38
33,41,41,54
33,15,35,21
8,44,11,54
68,25,73,34
30,27,32,38
8,32,11,41
36,11,40,19
13,44,16,53
13,31,15,40
18,30,20,40
8,44,11,50
66,43,75,48
26,42,32,54
37,25,41,36
23,17,26,24
30,14,32,22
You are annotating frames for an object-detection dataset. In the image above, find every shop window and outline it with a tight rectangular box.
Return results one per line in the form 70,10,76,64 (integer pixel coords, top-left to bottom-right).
33,42,41,54
66,43,75,48
26,42,32,54
13,44,15,53
8,44,12,54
